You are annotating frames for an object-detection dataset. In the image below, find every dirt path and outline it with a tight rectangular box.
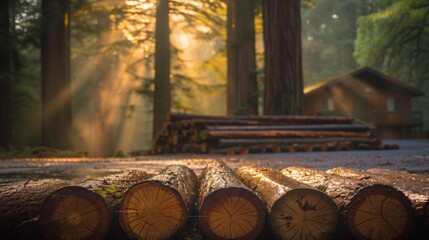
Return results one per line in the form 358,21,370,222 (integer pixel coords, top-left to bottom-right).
0,140,428,183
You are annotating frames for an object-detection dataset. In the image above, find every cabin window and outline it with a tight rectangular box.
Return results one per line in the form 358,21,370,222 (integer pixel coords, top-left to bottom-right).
386,97,402,111
321,98,334,111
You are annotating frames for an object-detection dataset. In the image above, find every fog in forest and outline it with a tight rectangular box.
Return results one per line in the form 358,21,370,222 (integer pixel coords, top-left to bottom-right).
3,0,428,156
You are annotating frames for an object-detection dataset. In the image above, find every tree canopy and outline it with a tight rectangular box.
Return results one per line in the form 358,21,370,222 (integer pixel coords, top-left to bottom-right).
354,0,429,88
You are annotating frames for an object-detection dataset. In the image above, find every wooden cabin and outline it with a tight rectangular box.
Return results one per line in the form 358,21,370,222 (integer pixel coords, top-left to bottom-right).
304,67,425,139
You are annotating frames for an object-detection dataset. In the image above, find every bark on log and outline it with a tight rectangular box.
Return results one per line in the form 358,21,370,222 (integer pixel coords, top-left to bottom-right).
119,165,197,240
203,130,370,140
281,166,414,240
210,137,380,148
236,166,337,240
327,167,429,217
204,124,370,132
199,161,265,240
0,179,68,233
169,112,354,124
39,170,148,240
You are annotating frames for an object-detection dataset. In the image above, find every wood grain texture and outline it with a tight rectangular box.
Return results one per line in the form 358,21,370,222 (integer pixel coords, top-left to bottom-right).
328,167,429,216
39,170,148,240
237,166,337,240
119,165,197,240
281,166,414,240
199,161,265,240
39,186,110,240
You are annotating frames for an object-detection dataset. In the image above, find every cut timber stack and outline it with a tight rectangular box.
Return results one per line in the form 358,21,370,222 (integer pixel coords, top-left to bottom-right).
119,165,197,240
152,113,395,154
236,166,338,240
39,170,148,240
281,166,414,240
199,161,266,239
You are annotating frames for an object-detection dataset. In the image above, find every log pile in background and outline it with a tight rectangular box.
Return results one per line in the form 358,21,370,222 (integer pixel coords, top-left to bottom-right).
152,113,396,154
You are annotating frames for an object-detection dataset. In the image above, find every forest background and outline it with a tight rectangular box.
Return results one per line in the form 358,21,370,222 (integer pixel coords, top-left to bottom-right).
0,0,428,156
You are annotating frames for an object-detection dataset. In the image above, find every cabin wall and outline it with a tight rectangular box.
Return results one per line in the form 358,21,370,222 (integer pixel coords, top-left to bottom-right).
304,77,421,139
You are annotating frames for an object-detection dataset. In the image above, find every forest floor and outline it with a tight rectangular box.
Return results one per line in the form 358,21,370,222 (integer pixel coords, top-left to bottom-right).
0,139,428,183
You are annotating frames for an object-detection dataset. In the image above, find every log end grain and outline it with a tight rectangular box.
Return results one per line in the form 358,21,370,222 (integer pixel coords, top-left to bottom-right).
199,187,266,240
119,181,187,240
347,184,414,240
270,188,338,240
39,186,110,240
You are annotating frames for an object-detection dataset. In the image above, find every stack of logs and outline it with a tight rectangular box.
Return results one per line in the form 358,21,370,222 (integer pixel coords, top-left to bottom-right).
1,164,427,240
152,113,397,154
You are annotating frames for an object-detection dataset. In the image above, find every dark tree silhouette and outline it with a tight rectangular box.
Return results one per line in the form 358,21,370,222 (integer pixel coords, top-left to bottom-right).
263,0,304,115
153,0,171,137
41,0,73,149
0,0,13,147
227,0,258,116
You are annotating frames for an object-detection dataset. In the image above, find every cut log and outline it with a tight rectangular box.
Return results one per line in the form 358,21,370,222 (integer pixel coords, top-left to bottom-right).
199,161,265,240
209,137,380,148
0,179,68,233
119,165,197,240
236,166,338,240
39,170,148,240
203,130,370,140
204,124,370,132
169,112,354,124
327,167,429,217
281,166,414,240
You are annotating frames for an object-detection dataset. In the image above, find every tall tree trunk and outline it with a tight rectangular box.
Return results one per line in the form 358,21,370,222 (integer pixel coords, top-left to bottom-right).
263,0,303,115
0,0,12,148
227,0,258,116
41,0,73,150
153,0,171,138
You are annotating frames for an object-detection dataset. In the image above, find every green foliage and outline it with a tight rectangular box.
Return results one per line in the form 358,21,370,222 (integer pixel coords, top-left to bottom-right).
355,0,429,129
0,145,89,158
354,0,429,88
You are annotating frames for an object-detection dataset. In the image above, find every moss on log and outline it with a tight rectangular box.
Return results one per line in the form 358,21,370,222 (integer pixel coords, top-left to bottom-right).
39,170,148,240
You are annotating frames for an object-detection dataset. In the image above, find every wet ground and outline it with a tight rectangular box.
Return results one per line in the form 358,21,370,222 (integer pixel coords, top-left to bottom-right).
0,139,428,183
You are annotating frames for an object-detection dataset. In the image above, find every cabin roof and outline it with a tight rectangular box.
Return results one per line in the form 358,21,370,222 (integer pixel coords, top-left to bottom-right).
304,67,425,97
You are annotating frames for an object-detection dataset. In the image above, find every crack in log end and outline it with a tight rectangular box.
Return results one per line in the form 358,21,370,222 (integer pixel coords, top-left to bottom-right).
200,187,265,240
39,186,110,240
119,182,186,240
347,185,414,240
270,188,338,240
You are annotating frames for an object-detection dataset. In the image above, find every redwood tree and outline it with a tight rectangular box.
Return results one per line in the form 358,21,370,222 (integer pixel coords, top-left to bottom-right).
41,0,73,149
263,0,304,115
0,0,12,148
227,0,258,116
153,0,171,137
